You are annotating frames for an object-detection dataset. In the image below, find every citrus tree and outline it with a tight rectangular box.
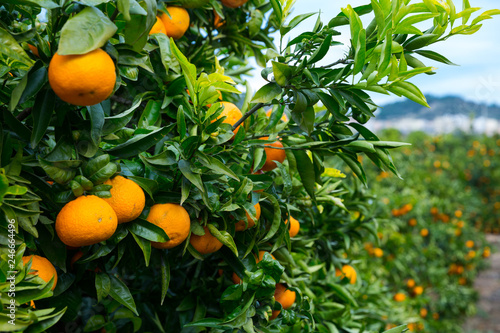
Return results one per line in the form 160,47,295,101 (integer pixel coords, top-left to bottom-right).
0,0,498,332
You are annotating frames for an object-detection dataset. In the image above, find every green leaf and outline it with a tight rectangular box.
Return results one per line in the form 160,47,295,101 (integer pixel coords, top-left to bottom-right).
260,192,282,243
251,82,282,103
207,224,237,256
404,34,438,51
281,12,316,36
272,62,293,86
269,0,283,25
414,50,457,65
102,97,142,135
23,307,67,333
31,90,55,149
160,253,170,305
382,325,408,333
387,81,429,107
138,100,161,129
128,218,169,242
118,0,131,21
0,27,34,69
330,283,358,307
88,103,105,150
196,152,239,181
127,175,158,199
58,7,118,55
94,273,111,301
292,150,316,200
130,232,152,266
170,39,197,100
353,29,366,75
308,34,333,64
106,126,172,158
177,105,186,140
123,0,157,52
108,274,138,315
178,159,204,193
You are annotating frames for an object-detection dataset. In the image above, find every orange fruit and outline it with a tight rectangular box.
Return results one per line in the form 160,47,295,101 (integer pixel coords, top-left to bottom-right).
274,283,296,310
146,203,190,249
413,286,424,296
48,49,116,106
458,277,467,285
22,255,58,290
213,10,224,28
408,218,417,226
213,102,243,136
70,251,84,269
430,207,438,215
285,216,300,237
407,279,416,288
28,44,40,57
190,226,224,254
465,240,474,248
56,195,118,247
373,248,384,257
103,176,146,224
483,247,491,258
335,265,357,284
455,210,463,218
260,137,286,172
221,0,248,8
160,7,190,40
266,109,288,122
420,228,429,237
393,292,406,302
420,308,428,318
149,16,166,35
235,202,261,231
432,312,439,320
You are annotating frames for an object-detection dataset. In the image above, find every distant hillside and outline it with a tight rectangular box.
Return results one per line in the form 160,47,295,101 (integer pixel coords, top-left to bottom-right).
377,95,500,120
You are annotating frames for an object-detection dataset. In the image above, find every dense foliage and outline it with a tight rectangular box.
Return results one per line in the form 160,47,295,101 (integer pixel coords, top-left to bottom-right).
0,0,498,332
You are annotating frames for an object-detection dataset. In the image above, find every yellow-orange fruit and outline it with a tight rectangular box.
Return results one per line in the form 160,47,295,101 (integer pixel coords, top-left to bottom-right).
147,203,191,249
393,292,406,302
235,203,261,231
335,265,357,284
149,16,166,35
420,228,429,237
213,10,225,28
413,286,424,296
56,195,118,247
285,216,300,237
260,137,286,172
221,0,248,8
274,283,296,309
22,255,58,290
48,49,116,106
407,279,416,288
213,102,243,136
160,7,190,40
103,176,146,223
190,226,223,254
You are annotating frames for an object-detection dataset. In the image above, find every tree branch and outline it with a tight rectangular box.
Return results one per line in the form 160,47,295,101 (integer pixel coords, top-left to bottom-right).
231,103,265,131
16,107,32,122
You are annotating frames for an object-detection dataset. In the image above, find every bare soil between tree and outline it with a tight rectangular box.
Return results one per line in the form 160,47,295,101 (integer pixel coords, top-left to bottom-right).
463,234,500,333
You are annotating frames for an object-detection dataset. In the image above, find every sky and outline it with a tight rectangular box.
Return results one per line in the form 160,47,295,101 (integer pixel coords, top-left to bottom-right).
247,0,500,107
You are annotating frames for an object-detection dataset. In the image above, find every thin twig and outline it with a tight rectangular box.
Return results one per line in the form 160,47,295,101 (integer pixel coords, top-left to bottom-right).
110,8,119,21
16,107,32,121
231,103,265,131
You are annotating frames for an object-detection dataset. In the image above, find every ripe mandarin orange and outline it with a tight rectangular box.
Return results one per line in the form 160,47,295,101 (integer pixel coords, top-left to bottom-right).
335,265,357,284
271,283,296,319
146,203,191,249
393,292,406,302
103,176,145,223
190,226,223,254
213,102,243,136
260,137,286,172
149,16,166,35
48,49,116,106
285,216,300,237
235,203,261,231
213,10,224,28
221,0,248,8
56,195,118,247
160,7,190,40
22,255,58,290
